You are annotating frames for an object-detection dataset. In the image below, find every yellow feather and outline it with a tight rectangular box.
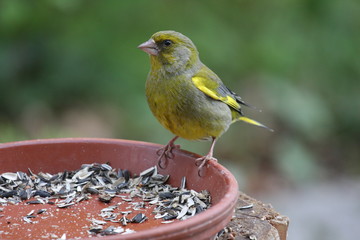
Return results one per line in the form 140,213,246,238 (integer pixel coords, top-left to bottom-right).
225,96,240,110
192,76,240,110
238,117,274,132
192,77,220,100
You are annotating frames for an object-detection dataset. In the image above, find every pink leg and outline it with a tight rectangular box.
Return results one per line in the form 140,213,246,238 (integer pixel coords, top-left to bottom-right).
195,137,218,173
157,136,180,168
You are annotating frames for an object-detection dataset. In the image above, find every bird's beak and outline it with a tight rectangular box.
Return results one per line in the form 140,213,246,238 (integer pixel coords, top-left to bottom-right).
138,39,159,56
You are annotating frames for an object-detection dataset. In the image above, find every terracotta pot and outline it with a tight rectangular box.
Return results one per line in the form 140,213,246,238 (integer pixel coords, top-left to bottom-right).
0,138,238,240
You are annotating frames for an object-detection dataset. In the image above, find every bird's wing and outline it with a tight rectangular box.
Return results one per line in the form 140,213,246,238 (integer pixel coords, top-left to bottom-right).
191,70,244,114
191,68,273,131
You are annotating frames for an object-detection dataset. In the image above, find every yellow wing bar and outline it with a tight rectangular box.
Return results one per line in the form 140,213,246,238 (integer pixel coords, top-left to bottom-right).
192,76,240,110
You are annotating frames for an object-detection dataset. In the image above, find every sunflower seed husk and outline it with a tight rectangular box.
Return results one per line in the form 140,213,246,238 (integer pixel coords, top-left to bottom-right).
100,226,125,235
1,172,18,181
131,213,147,223
26,200,42,205
37,209,47,214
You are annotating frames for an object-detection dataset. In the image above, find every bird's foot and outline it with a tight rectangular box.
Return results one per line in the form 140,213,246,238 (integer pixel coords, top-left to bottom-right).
195,155,218,176
156,142,180,169
156,144,180,159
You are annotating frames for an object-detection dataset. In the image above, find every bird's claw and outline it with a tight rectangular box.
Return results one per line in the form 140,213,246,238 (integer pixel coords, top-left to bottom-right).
157,144,180,169
156,144,180,158
195,156,217,177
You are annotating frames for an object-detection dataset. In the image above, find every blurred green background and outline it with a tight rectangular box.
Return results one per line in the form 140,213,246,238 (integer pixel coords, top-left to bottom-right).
0,0,359,238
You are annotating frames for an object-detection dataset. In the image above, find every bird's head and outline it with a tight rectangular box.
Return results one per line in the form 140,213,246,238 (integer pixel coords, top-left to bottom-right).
138,31,200,74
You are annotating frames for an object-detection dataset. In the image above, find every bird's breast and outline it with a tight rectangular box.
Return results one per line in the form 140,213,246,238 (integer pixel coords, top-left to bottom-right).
146,74,232,140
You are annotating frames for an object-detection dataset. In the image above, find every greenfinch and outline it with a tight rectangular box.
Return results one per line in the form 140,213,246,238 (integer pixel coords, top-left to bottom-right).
138,30,272,172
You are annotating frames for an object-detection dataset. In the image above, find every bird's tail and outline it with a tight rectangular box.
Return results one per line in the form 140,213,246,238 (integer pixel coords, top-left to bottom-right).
238,116,274,132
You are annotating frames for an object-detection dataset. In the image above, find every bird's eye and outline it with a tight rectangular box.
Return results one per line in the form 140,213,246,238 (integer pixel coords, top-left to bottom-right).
163,40,172,46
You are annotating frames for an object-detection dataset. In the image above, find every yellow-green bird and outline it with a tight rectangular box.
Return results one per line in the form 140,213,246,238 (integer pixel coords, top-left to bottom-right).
138,30,272,171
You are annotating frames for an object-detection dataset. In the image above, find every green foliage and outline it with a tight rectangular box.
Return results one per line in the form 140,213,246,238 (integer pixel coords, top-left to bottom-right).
0,0,359,181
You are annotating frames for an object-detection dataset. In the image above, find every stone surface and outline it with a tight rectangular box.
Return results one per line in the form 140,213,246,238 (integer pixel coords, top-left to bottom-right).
217,192,289,240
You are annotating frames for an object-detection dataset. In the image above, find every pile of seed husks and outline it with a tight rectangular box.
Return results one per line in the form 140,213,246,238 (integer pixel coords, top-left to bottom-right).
0,163,211,236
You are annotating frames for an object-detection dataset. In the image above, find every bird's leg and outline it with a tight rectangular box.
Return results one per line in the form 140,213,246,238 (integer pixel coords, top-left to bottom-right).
195,137,218,174
157,136,180,169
